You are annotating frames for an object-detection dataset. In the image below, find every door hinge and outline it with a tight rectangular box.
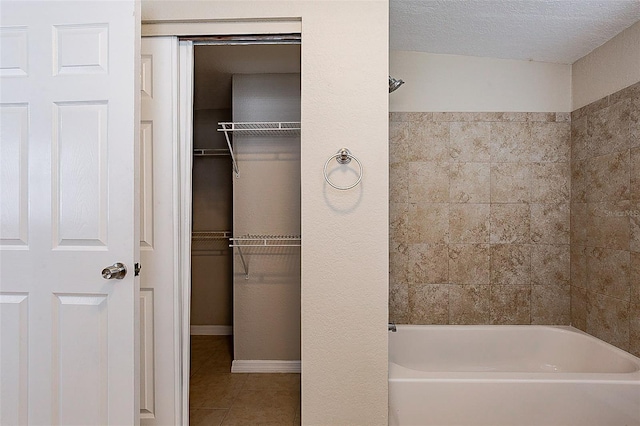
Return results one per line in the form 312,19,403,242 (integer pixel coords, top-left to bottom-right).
134,263,141,277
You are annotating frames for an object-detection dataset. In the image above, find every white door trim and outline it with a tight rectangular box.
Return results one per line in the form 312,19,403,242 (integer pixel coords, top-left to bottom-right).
142,19,301,37
177,39,194,426
169,37,183,426
148,20,301,425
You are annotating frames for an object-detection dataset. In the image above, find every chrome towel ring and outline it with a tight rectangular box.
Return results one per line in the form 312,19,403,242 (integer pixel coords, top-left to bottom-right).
323,148,363,190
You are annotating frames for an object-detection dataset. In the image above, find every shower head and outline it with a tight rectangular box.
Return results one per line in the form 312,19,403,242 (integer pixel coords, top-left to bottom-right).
389,76,405,93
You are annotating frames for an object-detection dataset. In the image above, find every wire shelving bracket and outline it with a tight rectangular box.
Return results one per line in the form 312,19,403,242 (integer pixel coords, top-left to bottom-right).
229,234,301,279
217,122,301,178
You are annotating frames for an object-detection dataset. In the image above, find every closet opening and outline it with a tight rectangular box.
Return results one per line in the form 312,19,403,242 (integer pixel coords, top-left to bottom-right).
187,37,302,424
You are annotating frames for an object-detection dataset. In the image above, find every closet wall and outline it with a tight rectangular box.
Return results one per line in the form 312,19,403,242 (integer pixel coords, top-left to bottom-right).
191,107,233,328
191,46,301,358
232,74,301,361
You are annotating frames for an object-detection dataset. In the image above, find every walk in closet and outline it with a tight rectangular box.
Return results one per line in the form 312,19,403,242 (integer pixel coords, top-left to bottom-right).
189,40,301,386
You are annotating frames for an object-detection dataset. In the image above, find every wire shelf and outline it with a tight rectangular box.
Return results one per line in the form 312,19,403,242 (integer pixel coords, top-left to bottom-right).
230,234,301,248
191,231,232,253
218,121,300,137
192,231,232,240
218,122,301,177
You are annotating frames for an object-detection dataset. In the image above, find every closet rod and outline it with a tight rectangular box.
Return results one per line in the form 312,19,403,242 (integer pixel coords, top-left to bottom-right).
188,34,301,46
193,148,230,157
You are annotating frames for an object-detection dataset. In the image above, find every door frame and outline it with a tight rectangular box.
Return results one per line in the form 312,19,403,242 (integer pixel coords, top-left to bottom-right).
142,20,302,426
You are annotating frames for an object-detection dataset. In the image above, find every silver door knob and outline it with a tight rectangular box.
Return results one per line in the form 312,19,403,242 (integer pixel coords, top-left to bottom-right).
102,263,127,280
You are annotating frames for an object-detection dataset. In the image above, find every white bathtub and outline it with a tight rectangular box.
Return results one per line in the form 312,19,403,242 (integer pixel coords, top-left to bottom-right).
389,325,640,426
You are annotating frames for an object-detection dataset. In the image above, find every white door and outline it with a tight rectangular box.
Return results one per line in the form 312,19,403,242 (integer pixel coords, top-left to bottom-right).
139,36,179,425
0,2,139,425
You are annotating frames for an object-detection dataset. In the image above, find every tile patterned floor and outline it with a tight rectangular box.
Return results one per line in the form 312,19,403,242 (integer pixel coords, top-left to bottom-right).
190,335,301,426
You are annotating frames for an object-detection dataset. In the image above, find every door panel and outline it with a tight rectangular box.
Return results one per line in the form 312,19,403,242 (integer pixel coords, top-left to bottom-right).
0,2,139,425
140,36,179,425
0,293,29,425
0,103,29,247
52,101,109,248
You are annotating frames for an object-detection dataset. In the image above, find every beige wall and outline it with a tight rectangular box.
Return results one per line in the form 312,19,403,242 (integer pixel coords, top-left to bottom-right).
389,112,571,325
572,20,640,110
232,74,301,361
142,1,389,424
390,51,572,113
191,109,233,327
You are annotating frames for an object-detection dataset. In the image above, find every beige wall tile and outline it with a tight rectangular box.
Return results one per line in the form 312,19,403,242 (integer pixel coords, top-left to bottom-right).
490,204,531,244
433,112,501,122
631,98,639,148
389,163,408,203
586,291,630,351
571,159,588,203
390,105,639,333
449,203,490,243
571,286,588,331
408,283,449,324
390,202,408,244
632,204,640,252
408,243,449,284
587,98,633,157
408,161,450,203
572,96,609,122
530,122,570,163
390,112,433,123
490,286,531,324
490,122,531,163
586,202,631,250
496,112,555,122
587,150,630,202
491,163,530,203
449,122,491,162
609,81,640,105
570,245,588,289
630,303,640,357
389,281,408,324
571,116,589,161
449,284,491,324
531,244,570,286
570,203,588,245
407,203,449,244
389,121,409,164
450,162,491,203
389,241,408,283
449,244,490,285
490,244,531,285
587,247,630,301
530,203,570,245
630,252,640,305
531,284,570,324
407,122,450,162
631,147,640,201
530,163,570,204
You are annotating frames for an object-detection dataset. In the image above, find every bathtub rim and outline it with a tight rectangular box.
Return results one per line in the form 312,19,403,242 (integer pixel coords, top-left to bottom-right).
389,324,640,382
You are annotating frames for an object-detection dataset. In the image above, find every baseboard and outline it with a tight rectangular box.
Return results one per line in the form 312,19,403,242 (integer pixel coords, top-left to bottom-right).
190,325,233,335
231,360,301,373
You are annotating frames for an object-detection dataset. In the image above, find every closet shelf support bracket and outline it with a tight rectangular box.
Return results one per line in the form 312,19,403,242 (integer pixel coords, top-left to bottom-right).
235,246,249,279
220,124,240,178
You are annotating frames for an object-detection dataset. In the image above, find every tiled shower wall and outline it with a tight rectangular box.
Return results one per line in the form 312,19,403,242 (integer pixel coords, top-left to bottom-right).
570,81,640,356
389,112,572,325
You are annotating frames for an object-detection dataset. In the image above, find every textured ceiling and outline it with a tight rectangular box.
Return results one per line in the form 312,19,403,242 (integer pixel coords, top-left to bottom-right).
390,0,640,64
